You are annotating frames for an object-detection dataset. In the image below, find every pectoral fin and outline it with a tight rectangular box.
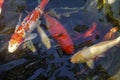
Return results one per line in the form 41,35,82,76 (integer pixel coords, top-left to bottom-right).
36,20,41,27
25,40,36,52
86,59,94,69
15,13,22,32
24,33,37,42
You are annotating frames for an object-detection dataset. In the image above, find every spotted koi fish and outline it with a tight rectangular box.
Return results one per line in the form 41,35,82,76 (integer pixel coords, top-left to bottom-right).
8,0,49,53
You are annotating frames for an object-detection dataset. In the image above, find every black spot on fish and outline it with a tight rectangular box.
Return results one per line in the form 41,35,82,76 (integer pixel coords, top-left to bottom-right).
95,34,100,40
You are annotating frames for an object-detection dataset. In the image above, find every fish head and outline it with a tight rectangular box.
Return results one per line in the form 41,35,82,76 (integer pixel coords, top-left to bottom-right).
71,52,86,64
8,33,23,53
8,39,21,53
8,39,22,53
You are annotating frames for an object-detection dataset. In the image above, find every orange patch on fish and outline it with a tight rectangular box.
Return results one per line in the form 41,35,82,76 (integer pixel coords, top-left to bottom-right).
30,10,41,21
103,27,118,41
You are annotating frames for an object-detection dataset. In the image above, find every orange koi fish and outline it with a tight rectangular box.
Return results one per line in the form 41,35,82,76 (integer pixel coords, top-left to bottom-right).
103,26,118,41
0,0,4,14
8,0,49,53
44,13,75,54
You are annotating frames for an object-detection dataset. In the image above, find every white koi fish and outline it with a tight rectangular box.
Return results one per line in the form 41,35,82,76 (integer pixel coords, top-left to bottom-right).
71,36,120,68
37,25,51,49
8,0,49,53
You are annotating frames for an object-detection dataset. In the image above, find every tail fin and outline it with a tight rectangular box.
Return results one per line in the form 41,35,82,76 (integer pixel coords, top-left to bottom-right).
38,0,49,11
116,36,120,42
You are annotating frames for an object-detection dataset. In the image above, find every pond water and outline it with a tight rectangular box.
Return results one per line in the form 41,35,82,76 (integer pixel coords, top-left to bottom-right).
0,0,120,80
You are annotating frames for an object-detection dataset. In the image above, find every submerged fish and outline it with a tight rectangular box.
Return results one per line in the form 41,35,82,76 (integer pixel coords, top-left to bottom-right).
37,25,51,49
103,26,118,41
74,23,97,40
71,36,120,68
0,0,4,14
8,0,49,53
82,23,97,39
24,40,37,53
43,13,74,54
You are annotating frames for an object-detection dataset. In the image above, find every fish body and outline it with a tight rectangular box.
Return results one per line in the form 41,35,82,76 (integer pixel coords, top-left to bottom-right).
82,23,96,39
0,0,4,14
71,36,120,68
103,27,118,41
74,23,97,40
8,0,49,53
44,13,74,54
37,26,51,49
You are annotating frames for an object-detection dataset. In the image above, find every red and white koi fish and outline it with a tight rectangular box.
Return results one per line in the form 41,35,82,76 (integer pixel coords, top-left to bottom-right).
71,36,120,68
8,0,49,53
103,26,118,41
0,0,4,14
44,13,75,54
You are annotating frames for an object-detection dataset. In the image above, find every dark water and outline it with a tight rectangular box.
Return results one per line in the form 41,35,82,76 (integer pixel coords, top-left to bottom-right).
0,0,120,80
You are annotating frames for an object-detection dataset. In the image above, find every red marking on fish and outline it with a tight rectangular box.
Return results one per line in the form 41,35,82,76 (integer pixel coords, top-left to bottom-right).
8,0,49,53
74,23,97,40
0,0,4,14
82,23,97,39
44,13,74,54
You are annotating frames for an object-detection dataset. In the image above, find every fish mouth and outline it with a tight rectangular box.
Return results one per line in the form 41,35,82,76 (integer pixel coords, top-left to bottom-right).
70,54,79,63
8,47,15,53
70,52,85,64
70,57,81,64
70,57,76,63
8,44,17,53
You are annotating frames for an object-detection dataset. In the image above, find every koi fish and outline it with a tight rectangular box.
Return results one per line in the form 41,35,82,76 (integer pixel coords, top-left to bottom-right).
71,36,120,68
37,25,51,49
74,23,97,40
103,26,118,41
0,0,4,14
8,0,49,53
82,23,97,39
43,13,74,54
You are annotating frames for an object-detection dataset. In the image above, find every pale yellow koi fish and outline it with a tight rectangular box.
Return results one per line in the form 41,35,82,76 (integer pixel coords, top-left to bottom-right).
71,36,120,68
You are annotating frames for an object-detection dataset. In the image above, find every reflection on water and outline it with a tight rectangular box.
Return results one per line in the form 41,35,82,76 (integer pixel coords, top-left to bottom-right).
0,0,120,80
